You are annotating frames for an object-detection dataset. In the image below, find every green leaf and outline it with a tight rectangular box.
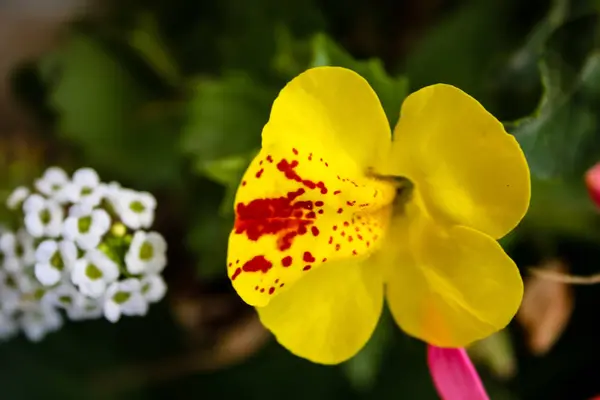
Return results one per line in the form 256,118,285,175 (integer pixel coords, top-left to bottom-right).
128,12,181,86
201,151,258,215
39,33,183,188
508,13,600,180
181,73,274,167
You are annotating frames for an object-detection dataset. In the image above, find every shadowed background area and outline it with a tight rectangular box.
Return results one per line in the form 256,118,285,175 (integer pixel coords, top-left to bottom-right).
1,0,600,399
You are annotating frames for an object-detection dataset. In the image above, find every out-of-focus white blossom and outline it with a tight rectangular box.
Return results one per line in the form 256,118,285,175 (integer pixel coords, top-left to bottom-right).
23,194,64,238
140,274,167,303
34,167,71,203
112,189,156,230
6,186,30,210
0,165,169,342
63,206,110,250
71,249,119,298
103,278,148,322
34,240,77,286
125,231,167,275
20,304,63,342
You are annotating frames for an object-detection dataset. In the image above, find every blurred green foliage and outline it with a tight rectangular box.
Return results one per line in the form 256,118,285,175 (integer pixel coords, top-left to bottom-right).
2,0,600,399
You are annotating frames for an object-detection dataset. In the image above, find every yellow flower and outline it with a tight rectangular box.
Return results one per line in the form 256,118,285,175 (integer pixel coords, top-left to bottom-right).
226,67,530,364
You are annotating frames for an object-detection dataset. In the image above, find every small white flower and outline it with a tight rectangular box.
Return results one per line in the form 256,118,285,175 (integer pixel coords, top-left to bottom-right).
42,282,82,311
125,231,167,274
0,229,35,271
0,311,18,340
23,194,64,238
66,168,105,207
34,167,71,203
67,296,103,321
0,270,22,314
71,249,120,298
20,304,63,342
140,274,167,303
34,240,77,286
6,186,30,210
113,189,156,230
103,278,148,323
63,206,110,250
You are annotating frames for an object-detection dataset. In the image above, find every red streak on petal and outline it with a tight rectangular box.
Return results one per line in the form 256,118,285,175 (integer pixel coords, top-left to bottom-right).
303,251,316,263
337,208,343,214
343,221,350,227
269,287,275,295
282,256,292,267
357,234,363,240
311,226,320,236
306,211,316,219
303,265,312,271
280,283,285,288
267,155,273,163
275,279,280,284
256,169,264,178
328,236,333,244
335,244,341,251
315,201,324,207
333,225,338,231
260,288,265,293
333,190,341,195
352,250,357,256
322,258,327,262
293,148,298,155
242,181,247,186
348,236,353,242
232,268,242,280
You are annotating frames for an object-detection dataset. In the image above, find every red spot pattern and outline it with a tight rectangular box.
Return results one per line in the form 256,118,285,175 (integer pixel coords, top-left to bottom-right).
232,148,388,292
303,251,315,263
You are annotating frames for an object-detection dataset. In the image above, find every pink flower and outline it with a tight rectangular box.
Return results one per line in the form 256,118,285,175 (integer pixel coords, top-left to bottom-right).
427,345,489,400
585,162,600,207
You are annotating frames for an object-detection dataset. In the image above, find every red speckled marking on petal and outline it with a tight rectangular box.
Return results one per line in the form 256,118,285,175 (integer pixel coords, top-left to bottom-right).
293,148,299,155
337,208,343,214
269,287,275,295
282,256,292,267
303,265,312,271
303,251,315,263
256,169,264,178
311,226,320,236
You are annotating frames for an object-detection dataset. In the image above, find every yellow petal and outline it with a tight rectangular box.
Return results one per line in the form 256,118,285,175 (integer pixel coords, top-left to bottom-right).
264,66,391,171
227,67,396,307
382,199,523,347
257,257,384,364
387,84,530,239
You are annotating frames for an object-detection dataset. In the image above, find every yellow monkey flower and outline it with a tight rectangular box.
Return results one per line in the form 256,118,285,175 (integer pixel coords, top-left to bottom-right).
226,66,530,364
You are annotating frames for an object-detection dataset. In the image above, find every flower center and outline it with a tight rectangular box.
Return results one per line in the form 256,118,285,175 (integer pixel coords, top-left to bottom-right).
139,241,154,260
50,251,64,271
78,216,92,233
113,291,131,304
141,282,150,293
34,288,45,300
59,295,72,305
130,201,145,213
85,263,103,280
81,186,93,196
40,209,52,225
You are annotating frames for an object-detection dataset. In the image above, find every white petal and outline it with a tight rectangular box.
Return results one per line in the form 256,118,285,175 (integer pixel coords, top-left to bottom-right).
62,217,79,241
122,294,148,317
73,168,100,187
3,257,21,272
24,213,45,237
91,209,111,234
35,263,62,286
76,233,102,250
7,187,30,209
35,240,58,263
0,232,16,255
103,301,121,322
58,240,78,267
142,275,167,302
88,250,120,282
23,194,45,213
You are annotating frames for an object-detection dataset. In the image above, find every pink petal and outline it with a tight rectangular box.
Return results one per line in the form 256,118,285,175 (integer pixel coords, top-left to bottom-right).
427,345,489,400
585,162,600,208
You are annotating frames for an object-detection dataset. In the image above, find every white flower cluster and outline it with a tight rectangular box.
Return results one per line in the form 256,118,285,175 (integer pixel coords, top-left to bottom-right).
0,167,167,342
